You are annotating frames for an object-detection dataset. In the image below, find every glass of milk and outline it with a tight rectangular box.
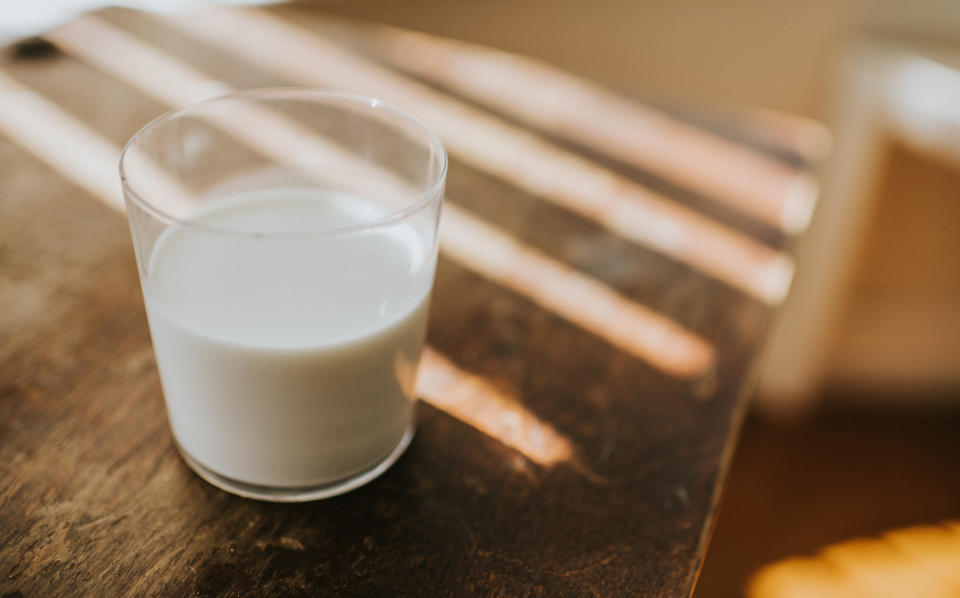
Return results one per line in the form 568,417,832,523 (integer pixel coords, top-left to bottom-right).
120,89,446,501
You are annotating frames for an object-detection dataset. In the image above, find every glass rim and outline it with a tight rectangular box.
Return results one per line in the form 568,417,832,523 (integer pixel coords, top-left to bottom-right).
119,87,448,238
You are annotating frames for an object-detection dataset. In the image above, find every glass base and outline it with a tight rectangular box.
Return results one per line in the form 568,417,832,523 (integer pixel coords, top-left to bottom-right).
175,424,415,502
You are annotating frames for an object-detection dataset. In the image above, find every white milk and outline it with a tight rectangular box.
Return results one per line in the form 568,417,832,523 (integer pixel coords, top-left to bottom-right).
142,189,435,488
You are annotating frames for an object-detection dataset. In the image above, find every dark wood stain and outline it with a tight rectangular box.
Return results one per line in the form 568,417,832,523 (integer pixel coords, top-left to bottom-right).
0,9,820,597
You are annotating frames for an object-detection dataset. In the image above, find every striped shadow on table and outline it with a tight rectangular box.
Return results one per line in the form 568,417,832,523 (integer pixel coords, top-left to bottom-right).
0,5,804,473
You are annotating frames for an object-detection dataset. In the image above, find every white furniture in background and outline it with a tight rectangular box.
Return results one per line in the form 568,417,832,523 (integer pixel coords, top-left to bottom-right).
758,38,960,414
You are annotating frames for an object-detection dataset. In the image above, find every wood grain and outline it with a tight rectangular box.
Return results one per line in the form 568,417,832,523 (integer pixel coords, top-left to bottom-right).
0,7,821,597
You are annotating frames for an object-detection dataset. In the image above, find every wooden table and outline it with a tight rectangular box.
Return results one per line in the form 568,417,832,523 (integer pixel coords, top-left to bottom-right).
0,6,824,597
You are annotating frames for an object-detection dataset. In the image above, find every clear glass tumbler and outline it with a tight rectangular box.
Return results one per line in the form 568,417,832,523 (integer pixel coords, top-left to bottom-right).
120,89,446,502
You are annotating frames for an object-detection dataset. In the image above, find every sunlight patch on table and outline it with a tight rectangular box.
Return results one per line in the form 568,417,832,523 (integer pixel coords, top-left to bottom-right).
418,349,574,466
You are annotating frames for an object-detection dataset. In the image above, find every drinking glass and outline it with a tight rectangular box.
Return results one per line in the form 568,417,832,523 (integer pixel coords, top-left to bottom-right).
120,89,446,501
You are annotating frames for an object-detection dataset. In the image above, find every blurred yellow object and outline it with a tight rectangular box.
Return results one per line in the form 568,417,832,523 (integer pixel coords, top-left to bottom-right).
748,522,960,598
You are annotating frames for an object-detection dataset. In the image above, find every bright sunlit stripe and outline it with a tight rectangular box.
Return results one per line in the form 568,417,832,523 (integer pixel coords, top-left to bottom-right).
0,69,576,467
418,349,574,466
440,208,715,377
0,68,191,214
165,7,795,305
317,18,821,234
52,14,714,378
49,19,232,107
727,105,833,166
0,69,122,209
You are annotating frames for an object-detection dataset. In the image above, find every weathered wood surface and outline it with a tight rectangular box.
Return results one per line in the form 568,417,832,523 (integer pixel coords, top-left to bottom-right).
0,7,823,597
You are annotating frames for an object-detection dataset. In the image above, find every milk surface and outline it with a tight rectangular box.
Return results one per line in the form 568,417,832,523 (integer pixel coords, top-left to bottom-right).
142,189,434,488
